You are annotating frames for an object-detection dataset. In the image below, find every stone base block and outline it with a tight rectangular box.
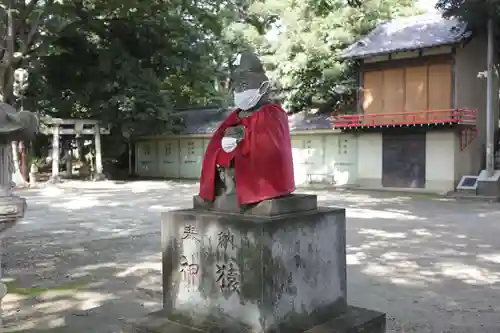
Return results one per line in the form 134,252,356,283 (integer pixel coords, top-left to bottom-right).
47,175,62,184
124,306,386,333
193,193,318,216
161,207,347,333
93,172,107,181
0,194,26,233
476,170,500,197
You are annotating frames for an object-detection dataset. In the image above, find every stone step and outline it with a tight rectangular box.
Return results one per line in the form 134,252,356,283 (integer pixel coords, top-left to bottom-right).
305,306,386,333
456,188,477,195
448,192,500,202
124,306,386,333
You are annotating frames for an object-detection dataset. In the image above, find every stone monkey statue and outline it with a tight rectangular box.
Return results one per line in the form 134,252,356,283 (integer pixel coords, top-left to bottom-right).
198,51,295,212
215,52,271,200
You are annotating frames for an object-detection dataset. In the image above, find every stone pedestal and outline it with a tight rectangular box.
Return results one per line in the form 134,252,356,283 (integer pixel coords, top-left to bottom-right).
93,172,106,181
0,190,28,328
0,108,38,328
125,195,386,333
193,193,318,215
476,169,500,197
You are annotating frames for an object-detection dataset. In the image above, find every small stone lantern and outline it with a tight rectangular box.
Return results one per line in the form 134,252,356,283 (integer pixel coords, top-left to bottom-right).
0,102,38,327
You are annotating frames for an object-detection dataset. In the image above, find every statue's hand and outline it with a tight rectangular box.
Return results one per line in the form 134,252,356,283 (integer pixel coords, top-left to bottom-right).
221,136,238,153
222,125,245,153
224,125,245,140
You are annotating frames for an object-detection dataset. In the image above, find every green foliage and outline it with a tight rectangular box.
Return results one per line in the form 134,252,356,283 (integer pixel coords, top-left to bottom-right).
436,0,500,70
0,0,68,104
436,0,500,31
222,0,420,112
4,0,422,135
22,0,230,134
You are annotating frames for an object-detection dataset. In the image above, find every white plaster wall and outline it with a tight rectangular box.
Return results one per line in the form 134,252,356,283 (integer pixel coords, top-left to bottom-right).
425,131,456,192
455,36,487,137
291,134,326,186
140,133,359,185
135,140,159,177
289,133,359,186
454,131,476,183
454,36,491,175
157,139,181,178
356,131,460,193
356,133,382,187
324,134,358,186
179,138,204,179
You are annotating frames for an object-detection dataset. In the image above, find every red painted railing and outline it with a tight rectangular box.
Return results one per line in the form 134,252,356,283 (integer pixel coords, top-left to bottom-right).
332,108,477,129
460,127,478,151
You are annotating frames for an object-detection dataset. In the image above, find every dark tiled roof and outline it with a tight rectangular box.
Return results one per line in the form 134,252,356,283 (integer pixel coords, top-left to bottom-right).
341,14,471,59
288,112,333,131
174,108,333,135
175,107,231,134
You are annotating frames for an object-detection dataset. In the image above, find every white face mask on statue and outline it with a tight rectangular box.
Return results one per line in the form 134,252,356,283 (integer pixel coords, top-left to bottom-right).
234,81,270,111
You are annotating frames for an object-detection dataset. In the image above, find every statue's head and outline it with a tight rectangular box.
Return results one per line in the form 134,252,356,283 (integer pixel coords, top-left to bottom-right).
232,51,270,111
0,103,38,142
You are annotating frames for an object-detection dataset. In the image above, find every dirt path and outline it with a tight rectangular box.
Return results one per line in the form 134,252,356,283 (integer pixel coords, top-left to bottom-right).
2,181,500,332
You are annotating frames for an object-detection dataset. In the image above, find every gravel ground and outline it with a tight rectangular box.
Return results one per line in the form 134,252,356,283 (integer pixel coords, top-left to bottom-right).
2,180,500,332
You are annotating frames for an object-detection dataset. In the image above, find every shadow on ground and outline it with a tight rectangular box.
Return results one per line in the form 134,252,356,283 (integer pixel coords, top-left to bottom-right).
4,249,161,332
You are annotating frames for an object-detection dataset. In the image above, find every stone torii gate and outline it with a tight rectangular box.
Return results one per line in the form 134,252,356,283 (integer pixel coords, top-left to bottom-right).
40,118,110,181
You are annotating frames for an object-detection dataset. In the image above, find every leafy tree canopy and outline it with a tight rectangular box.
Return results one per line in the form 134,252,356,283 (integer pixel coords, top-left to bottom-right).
3,0,423,137
222,0,419,112
436,0,500,31
21,0,229,134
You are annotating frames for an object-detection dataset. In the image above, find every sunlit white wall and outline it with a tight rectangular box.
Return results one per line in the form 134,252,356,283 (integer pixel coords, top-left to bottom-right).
291,133,358,187
418,0,438,13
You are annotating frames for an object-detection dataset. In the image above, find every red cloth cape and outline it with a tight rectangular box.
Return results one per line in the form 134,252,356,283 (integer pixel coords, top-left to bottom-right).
199,103,295,205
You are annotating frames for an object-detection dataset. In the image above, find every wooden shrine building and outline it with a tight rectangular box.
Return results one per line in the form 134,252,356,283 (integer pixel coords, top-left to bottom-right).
133,14,499,195
336,14,499,192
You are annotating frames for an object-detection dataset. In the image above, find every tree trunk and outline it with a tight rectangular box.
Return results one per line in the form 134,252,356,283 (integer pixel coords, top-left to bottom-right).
75,136,84,160
64,138,72,178
11,141,26,187
19,141,27,180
